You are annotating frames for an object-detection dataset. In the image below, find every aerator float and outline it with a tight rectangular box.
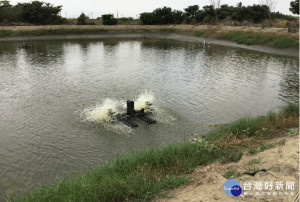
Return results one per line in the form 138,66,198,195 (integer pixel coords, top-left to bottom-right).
108,100,156,128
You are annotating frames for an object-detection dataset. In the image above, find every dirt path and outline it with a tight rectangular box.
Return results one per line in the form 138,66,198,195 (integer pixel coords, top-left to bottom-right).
155,130,299,202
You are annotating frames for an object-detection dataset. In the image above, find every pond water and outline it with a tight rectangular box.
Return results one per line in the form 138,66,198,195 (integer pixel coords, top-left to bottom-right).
0,38,298,198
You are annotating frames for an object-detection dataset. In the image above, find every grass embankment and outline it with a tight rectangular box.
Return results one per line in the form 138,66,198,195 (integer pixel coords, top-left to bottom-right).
0,28,107,38
1,25,298,49
0,27,177,37
216,31,299,49
9,104,299,202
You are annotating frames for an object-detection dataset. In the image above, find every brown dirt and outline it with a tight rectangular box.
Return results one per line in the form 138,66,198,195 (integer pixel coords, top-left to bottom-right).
155,129,299,202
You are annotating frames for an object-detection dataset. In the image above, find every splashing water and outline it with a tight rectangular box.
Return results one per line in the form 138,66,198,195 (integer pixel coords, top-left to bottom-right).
82,92,175,134
134,91,154,110
85,99,117,122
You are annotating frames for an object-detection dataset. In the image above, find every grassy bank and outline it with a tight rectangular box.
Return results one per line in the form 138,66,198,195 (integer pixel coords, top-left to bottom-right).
217,31,299,49
8,104,299,201
0,25,298,50
0,28,107,38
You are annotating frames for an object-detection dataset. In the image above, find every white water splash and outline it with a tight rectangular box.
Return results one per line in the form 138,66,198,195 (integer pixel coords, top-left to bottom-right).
85,98,117,122
134,91,154,110
82,92,176,134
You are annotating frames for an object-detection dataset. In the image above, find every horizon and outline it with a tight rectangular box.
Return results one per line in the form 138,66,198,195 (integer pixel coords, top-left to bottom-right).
9,0,297,19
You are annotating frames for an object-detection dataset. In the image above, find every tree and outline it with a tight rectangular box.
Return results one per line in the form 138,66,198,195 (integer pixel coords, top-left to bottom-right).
259,0,277,19
202,5,215,23
271,11,295,20
290,0,299,15
195,10,207,22
184,5,199,19
209,0,221,22
140,12,154,25
218,4,231,20
102,14,117,25
251,4,269,22
19,1,63,24
77,13,87,25
152,7,174,24
173,10,184,24
0,1,12,22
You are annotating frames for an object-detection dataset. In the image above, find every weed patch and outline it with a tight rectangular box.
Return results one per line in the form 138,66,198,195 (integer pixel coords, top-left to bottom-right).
159,28,176,33
220,31,298,49
195,31,205,37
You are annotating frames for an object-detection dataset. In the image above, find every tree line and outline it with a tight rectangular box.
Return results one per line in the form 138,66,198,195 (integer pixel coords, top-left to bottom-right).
0,0,65,24
140,1,298,25
0,0,298,25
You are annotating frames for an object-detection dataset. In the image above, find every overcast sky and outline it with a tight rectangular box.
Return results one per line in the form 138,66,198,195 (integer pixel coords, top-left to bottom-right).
9,0,296,18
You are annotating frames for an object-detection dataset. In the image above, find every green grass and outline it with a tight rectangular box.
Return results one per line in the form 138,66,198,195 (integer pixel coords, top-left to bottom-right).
246,158,261,166
142,29,151,33
248,143,273,155
223,169,243,179
220,31,299,49
207,103,299,141
195,30,205,37
272,37,299,48
9,103,299,202
0,30,14,37
158,28,176,33
9,142,227,201
0,28,107,38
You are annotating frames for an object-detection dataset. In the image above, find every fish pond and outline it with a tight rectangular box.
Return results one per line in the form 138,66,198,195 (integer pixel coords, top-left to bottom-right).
0,38,298,198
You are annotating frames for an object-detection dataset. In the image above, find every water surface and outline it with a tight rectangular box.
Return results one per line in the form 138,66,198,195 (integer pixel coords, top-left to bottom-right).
0,38,298,198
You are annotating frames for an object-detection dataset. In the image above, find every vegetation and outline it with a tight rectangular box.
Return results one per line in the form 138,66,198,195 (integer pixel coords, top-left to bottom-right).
140,7,184,25
101,14,117,25
158,28,176,33
220,31,299,49
118,17,134,25
195,30,205,37
77,13,88,25
139,2,297,25
0,0,65,25
223,169,243,179
223,159,272,179
9,104,299,201
290,0,299,15
0,0,297,28
0,28,107,37
248,143,273,155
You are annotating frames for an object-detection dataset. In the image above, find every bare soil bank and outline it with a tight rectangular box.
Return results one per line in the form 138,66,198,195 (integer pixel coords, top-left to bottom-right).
155,130,299,202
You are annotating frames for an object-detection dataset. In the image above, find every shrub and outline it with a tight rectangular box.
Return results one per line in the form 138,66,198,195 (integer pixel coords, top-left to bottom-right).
77,13,88,25
102,14,117,25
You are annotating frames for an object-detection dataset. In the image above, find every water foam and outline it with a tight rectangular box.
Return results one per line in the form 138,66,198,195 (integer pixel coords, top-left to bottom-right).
82,92,176,134
134,91,154,110
85,98,117,123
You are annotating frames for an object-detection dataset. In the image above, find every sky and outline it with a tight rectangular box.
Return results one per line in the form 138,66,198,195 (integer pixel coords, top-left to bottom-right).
9,0,296,19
